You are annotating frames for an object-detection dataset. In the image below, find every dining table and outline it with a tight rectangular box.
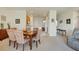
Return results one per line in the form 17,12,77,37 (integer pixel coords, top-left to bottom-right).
0,29,8,41
23,31,37,50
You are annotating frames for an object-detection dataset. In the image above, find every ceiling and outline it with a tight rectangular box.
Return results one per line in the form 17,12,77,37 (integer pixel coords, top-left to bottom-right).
0,7,79,17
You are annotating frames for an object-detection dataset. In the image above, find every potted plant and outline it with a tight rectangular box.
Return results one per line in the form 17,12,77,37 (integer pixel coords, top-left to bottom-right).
7,23,10,29
0,23,4,29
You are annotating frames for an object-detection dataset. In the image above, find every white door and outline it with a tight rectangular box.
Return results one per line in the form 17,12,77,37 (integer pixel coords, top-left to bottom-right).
76,16,79,28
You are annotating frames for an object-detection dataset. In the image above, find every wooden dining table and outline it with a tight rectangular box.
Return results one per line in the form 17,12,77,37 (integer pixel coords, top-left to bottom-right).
23,31,37,50
0,29,8,41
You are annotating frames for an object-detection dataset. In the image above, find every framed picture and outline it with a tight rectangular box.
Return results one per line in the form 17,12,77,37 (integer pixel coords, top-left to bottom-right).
15,19,20,24
1,15,6,21
66,18,71,24
51,18,54,22
60,20,63,23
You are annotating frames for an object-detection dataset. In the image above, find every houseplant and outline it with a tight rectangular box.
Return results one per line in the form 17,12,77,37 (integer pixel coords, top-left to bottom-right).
0,23,4,29
7,23,10,29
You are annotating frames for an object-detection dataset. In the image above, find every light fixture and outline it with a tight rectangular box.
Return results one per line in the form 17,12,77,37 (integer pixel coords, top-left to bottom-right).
43,20,46,23
26,16,30,24
43,16,47,23
38,27,42,30
23,27,26,31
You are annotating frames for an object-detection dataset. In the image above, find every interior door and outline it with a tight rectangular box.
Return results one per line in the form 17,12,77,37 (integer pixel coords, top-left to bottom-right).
76,16,79,28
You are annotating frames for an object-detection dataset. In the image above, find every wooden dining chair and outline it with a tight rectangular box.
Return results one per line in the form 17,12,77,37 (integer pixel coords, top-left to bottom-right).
7,29,16,48
14,31,29,51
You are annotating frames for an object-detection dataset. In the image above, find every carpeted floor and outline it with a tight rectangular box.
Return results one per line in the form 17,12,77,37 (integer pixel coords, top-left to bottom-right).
0,33,74,51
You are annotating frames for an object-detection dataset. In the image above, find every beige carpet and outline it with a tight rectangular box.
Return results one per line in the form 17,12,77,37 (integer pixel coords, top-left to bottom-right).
0,34,74,51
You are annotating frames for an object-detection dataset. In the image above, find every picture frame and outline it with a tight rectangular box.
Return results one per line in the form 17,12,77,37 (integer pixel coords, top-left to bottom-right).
15,19,20,24
1,15,6,21
60,20,63,23
66,18,71,24
51,18,54,22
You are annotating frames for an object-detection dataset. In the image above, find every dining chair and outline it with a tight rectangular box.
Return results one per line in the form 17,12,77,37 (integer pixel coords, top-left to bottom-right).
7,29,16,48
33,29,42,48
14,31,29,51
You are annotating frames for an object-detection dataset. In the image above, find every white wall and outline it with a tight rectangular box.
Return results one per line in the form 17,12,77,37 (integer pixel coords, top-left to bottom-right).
0,10,26,30
30,15,33,27
0,10,10,29
44,17,48,32
15,10,26,30
48,10,57,36
74,12,79,29
0,9,47,31
4,10,26,30
33,16,44,28
57,11,78,35
73,11,78,29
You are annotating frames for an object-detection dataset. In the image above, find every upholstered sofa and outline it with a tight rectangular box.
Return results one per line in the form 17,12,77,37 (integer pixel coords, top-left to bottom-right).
68,29,79,50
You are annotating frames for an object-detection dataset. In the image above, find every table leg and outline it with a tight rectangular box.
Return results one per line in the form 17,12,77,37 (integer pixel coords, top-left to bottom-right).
65,31,66,36
29,35,32,50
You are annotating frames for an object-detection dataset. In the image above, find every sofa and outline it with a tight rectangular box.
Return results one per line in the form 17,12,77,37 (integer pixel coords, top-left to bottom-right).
68,29,79,50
